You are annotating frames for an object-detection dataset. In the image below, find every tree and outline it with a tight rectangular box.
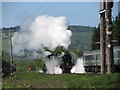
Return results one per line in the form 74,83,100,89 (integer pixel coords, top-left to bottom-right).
91,26,100,50
71,48,83,58
113,13,120,46
91,13,120,50
53,46,65,54
2,51,11,77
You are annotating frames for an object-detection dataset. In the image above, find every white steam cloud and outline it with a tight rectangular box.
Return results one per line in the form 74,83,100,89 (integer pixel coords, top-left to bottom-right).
45,58,62,74
12,15,86,74
12,15,72,55
71,58,86,73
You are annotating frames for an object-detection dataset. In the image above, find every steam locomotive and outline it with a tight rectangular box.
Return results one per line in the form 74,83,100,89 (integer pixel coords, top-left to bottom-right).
42,51,74,73
59,51,74,73
83,46,120,72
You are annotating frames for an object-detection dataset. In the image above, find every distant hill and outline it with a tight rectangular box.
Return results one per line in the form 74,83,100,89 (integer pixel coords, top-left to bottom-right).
2,25,93,52
68,25,94,51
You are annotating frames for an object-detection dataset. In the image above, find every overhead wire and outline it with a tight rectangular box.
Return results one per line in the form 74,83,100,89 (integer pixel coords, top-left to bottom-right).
14,2,58,26
32,2,48,15
40,2,57,15
17,2,35,20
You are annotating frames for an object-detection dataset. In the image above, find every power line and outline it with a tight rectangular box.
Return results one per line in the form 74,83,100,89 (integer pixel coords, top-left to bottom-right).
32,2,48,15
40,2,57,15
16,2,57,20
16,2,35,20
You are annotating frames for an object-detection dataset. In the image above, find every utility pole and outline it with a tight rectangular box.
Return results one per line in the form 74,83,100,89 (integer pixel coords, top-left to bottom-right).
106,0,114,73
100,0,106,74
9,27,13,75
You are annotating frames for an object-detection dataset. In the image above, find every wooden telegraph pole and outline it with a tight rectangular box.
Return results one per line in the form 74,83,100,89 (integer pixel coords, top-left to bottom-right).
106,0,114,73
100,0,106,74
9,27,13,75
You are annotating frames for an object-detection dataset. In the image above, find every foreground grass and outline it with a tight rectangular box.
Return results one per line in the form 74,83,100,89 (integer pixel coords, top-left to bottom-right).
2,72,120,88
0,82,2,89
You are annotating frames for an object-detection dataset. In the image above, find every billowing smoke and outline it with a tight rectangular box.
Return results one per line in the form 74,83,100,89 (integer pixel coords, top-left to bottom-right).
12,15,72,74
12,15,86,74
71,58,86,73
12,15,72,55
45,58,62,74
43,51,63,74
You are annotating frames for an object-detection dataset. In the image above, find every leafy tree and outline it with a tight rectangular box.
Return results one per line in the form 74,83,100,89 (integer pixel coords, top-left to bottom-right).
2,51,11,77
2,60,11,77
91,26,100,50
35,58,44,68
53,46,65,54
113,13,120,46
91,13,120,50
43,46,65,54
71,48,83,58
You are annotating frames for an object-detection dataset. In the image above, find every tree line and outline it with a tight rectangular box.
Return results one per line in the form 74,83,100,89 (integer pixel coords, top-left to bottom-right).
91,13,120,50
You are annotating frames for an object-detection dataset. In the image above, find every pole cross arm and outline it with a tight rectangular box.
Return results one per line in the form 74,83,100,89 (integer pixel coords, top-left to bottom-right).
99,9,106,14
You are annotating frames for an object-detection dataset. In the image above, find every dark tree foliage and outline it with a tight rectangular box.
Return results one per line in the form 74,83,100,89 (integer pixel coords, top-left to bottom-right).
2,26,20,33
43,46,65,55
2,51,11,78
2,60,11,78
91,26,100,50
53,46,65,54
91,13,120,50
71,48,83,58
113,13,120,46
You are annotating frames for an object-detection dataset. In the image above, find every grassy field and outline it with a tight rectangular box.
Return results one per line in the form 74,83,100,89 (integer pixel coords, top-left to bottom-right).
70,31,92,51
2,39,9,52
2,72,120,88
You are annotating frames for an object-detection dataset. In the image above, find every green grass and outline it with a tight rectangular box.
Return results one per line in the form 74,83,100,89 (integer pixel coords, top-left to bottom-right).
2,72,120,88
0,82,2,89
2,39,9,52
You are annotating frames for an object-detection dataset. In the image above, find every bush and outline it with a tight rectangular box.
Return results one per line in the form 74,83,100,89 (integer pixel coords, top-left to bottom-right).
2,60,11,78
